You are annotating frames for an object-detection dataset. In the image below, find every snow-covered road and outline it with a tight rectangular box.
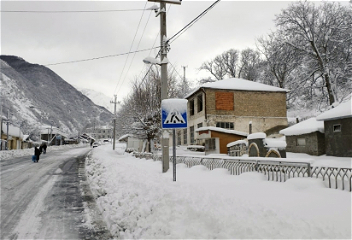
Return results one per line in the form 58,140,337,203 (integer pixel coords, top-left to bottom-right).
0,146,111,239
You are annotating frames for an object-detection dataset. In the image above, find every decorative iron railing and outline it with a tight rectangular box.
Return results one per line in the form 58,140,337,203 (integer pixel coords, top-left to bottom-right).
133,152,352,192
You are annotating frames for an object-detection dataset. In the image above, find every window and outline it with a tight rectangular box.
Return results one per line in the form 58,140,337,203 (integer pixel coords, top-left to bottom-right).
205,138,216,151
183,129,187,144
297,138,306,146
190,126,194,144
197,94,203,113
197,123,203,129
333,124,341,132
177,130,181,145
190,100,195,116
216,122,234,130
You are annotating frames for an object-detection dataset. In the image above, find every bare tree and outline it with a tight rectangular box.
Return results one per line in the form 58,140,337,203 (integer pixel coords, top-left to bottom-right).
257,32,301,88
237,48,262,81
116,66,181,152
275,1,352,105
199,49,240,80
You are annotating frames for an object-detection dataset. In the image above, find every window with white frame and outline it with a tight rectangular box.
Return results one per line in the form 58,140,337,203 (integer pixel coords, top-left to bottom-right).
216,122,234,130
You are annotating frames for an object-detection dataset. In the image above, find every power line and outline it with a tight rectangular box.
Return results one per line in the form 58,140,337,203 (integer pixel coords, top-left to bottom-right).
113,1,148,95
115,7,153,96
168,0,221,44
44,47,160,66
1,9,151,13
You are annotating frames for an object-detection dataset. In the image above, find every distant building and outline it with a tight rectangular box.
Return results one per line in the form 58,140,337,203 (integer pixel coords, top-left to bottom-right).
177,78,289,146
316,99,352,157
40,127,67,146
118,134,144,153
1,122,24,150
85,126,112,140
280,118,325,156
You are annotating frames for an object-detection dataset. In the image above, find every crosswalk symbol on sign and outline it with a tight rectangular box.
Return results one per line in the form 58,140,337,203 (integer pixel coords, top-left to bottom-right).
164,110,185,124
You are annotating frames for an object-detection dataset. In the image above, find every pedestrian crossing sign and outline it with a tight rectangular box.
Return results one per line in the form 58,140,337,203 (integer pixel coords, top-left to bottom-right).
161,99,188,129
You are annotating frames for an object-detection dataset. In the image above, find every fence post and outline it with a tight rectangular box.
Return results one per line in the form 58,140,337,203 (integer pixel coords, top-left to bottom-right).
307,163,311,177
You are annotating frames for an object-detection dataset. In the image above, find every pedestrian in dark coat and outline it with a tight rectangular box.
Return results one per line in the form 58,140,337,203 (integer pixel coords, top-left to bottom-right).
40,142,47,154
34,146,41,162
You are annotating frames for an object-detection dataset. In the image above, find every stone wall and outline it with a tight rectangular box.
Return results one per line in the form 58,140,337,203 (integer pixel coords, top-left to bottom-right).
286,132,325,156
324,118,352,157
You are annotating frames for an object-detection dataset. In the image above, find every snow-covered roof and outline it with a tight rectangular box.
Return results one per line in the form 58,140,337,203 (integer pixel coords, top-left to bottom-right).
118,134,136,141
316,99,351,121
247,132,266,140
1,123,24,138
280,118,324,136
227,140,248,148
185,78,289,99
263,138,287,149
196,126,248,137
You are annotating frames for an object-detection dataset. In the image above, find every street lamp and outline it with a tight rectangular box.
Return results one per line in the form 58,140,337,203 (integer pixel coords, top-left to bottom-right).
143,55,170,173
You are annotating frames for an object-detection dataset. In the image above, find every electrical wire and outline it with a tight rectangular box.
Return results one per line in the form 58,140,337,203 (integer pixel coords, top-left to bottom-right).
112,1,148,94
43,47,160,66
168,0,221,44
115,7,153,96
1,9,151,13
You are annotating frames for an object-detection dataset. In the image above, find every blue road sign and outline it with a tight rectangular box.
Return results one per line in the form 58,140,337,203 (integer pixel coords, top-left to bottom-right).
161,99,188,129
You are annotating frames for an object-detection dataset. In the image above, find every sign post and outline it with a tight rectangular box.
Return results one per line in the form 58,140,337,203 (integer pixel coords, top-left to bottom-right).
161,99,188,181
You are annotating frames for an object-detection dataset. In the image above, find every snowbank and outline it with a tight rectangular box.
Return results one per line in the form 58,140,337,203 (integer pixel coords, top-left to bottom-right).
85,144,351,239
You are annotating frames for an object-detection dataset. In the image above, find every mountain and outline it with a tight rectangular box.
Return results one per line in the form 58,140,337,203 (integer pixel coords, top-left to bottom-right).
75,87,116,114
0,55,114,138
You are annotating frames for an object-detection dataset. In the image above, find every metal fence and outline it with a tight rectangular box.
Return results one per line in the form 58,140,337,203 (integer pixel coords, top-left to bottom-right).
133,152,352,192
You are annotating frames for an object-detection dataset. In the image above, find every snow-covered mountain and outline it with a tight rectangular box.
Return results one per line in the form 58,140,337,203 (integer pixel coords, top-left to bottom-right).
0,55,114,138
74,87,115,114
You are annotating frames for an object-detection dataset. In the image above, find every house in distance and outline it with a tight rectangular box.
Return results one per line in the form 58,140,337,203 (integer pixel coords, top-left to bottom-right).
177,78,289,147
280,117,325,156
316,99,352,157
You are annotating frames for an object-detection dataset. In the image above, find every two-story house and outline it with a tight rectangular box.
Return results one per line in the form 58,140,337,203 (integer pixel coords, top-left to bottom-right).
178,78,288,146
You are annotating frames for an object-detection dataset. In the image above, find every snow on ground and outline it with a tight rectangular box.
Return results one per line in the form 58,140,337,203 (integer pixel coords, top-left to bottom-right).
86,143,351,239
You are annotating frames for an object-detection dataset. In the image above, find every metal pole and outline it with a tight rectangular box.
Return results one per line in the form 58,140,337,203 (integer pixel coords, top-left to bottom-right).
6,110,9,150
113,94,117,150
173,128,176,181
160,1,169,173
50,122,52,146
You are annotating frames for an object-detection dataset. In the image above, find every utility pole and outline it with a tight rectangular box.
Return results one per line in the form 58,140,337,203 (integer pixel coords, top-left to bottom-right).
182,65,188,94
50,121,53,146
160,0,169,173
6,110,10,150
148,0,181,173
110,95,117,150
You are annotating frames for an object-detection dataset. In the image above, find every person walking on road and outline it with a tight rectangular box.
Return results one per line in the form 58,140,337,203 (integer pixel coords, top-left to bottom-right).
34,145,41,163
40,142,47,154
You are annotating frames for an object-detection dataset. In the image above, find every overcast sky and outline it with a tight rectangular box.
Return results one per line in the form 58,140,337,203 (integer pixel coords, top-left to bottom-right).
2,0,344,102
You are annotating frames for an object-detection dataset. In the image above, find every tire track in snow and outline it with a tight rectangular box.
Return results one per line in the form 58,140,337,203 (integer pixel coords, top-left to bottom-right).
13,174,59,239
